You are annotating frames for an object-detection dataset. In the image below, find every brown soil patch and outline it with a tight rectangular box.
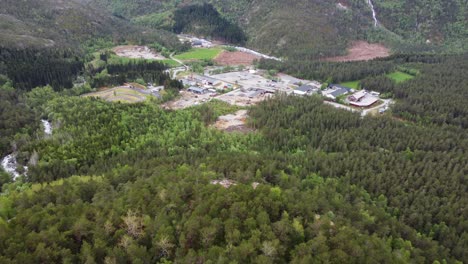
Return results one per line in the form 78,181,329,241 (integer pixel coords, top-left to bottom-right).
214,110,253,133
326,41,390,62
214,51,261,66
112,45,166,60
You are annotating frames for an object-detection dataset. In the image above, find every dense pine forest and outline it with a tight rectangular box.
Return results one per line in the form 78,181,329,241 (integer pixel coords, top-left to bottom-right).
173,4,247,45
1,0,468,263
0,51,467,262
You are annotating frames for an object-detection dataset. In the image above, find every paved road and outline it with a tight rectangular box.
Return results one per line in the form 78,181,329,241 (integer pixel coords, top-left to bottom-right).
361,99,392,116
324,101,359,113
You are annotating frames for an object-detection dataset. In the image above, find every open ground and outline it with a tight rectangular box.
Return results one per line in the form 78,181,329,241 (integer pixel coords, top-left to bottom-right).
82,84,151,103
326,41,390,62
162,91,215,110
112,45,166,60
214,51,260,66
214,110,253,133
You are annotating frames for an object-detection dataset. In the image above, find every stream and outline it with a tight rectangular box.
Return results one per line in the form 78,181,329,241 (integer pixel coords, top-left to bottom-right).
367,0,379,27
232,46,282,61
1,120,52,180
41,119,53,135
1,154,19,180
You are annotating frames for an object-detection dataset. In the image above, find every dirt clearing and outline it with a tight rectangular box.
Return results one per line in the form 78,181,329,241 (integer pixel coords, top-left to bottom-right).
326,41,390,62
113,45,166,60
162,91,214,110
214,110,254,133
214,51,261,66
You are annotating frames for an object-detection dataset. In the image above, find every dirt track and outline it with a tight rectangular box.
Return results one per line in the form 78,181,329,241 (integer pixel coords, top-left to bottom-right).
326,41,390,62
214,51,260,66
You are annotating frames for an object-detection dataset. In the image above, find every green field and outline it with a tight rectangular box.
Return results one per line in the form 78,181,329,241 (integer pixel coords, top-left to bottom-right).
174,48,223,61
161,59,181,67
339,80,360,89
387,71,415,83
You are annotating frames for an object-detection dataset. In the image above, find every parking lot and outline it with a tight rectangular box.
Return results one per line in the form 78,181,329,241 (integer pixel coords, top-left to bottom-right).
216,89,273,106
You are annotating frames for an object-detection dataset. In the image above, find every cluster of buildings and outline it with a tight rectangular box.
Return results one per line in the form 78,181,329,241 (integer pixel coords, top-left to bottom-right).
178,35,214,48
179,68,383,109
182,74,233,95
292,83,321,96
347,90,380,107
293,83,381,108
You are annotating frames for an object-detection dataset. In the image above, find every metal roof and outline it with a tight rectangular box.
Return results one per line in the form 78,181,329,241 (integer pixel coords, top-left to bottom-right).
330,88,349,97
295,85,314,92
188,86,206,93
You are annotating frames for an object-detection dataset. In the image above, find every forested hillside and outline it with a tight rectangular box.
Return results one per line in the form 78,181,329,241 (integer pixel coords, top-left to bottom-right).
92,0,467,57
0,91,464,263
371,0,468,44
0,0,182,49
1,53,467,262
3,0,464,56
1,0,468,263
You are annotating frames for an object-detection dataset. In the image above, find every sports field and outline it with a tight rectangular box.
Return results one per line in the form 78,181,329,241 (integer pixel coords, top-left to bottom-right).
174,48,223,61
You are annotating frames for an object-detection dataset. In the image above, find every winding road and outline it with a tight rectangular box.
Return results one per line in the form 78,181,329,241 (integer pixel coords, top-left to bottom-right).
168,53,190,79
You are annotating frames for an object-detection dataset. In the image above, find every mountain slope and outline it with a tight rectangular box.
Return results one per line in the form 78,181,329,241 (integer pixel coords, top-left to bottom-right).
92,0,468,57
0,0,180,49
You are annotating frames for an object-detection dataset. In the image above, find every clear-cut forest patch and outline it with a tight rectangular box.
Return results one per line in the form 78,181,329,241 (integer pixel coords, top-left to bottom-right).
326,41,391,62
112,46,166,60
214,51,261,66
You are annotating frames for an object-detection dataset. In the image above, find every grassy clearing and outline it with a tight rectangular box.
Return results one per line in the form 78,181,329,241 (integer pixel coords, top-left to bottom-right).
83,87,149,103
161,59,181,67
339,80,360,89
174,48,223,61
387,71,415,83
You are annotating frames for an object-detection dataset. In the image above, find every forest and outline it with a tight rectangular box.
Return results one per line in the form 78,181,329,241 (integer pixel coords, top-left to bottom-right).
1,1,468,259
172,4,247,45
0,49,467,262
258,53,468,128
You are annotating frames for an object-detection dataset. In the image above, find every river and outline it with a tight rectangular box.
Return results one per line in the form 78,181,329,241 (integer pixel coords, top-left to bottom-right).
1,154,19,179
1,120,52,180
